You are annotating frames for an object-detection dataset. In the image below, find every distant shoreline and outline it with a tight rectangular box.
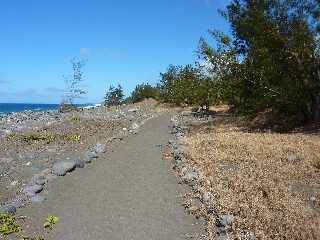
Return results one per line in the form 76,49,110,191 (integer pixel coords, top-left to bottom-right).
0,103,95,115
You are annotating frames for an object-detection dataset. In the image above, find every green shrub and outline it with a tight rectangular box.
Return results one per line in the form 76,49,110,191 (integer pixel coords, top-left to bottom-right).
104,84,124,107
129,83,160,103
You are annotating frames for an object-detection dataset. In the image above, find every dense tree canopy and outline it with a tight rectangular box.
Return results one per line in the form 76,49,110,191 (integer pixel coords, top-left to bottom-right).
128,83,160,103
159,64,215,109
128,0,320,129
221,0,320,124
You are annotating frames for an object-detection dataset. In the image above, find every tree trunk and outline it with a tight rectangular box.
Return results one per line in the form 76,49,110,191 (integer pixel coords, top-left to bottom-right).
312,95,320,122
312,61,320,122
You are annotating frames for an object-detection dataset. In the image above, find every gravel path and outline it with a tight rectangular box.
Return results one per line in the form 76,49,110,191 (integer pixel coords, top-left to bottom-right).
20,113,202,239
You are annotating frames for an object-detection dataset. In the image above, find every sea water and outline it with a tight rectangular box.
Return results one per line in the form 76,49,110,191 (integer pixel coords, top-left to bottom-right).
0,103,59,114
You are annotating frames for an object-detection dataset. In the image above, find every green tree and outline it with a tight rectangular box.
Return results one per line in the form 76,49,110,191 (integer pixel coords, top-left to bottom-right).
104,84,124,106
159,64,203,106
197,31,239,108
159,65,180,103
129,83,160,103
226,0,320,123
197,0,320,127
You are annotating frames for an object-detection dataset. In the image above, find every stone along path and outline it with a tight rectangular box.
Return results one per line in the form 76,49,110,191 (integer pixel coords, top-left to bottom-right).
21,113,201,240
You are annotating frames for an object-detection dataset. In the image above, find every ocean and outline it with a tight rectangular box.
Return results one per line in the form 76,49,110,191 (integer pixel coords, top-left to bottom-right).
0,103,60,114
0,103,98,115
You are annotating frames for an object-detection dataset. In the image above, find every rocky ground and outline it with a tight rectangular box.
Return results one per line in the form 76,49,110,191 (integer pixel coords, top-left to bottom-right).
169,106,320,240
0,101,162,216
3,103,319,240
1,106,205,240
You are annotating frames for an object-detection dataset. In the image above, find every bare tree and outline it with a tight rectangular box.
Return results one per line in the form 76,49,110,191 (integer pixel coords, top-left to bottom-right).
62,58,87,105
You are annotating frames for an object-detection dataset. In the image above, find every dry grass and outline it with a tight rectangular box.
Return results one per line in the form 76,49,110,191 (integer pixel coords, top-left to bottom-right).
185,111,320,239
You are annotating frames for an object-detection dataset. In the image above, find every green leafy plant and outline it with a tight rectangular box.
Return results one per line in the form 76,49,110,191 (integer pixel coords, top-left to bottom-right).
0,213,20,235
70,116,81,122
43,215,59,229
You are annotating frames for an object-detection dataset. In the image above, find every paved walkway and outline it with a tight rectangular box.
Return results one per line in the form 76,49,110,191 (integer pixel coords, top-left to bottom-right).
22,114,201,240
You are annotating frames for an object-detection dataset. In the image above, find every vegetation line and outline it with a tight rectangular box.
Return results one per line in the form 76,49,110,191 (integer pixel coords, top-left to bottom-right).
105,0,320,131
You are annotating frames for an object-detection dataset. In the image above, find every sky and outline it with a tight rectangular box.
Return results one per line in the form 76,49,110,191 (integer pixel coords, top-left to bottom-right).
1,0,229,103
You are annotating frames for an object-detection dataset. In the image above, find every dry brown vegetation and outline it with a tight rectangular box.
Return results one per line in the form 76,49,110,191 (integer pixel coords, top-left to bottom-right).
185,107,320,239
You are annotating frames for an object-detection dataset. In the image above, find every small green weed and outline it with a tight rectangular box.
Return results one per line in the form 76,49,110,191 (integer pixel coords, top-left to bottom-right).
63,134,81,142
8,133,81,144
43,215,59,229
70,116,81,122
8,133,57,143
0,213,20,235
0,213,57,239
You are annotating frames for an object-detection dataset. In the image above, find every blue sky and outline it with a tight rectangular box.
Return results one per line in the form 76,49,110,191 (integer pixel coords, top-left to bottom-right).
1,0,229,103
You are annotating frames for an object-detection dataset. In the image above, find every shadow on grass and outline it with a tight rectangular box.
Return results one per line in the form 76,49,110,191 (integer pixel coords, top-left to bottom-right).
189,107,320,136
